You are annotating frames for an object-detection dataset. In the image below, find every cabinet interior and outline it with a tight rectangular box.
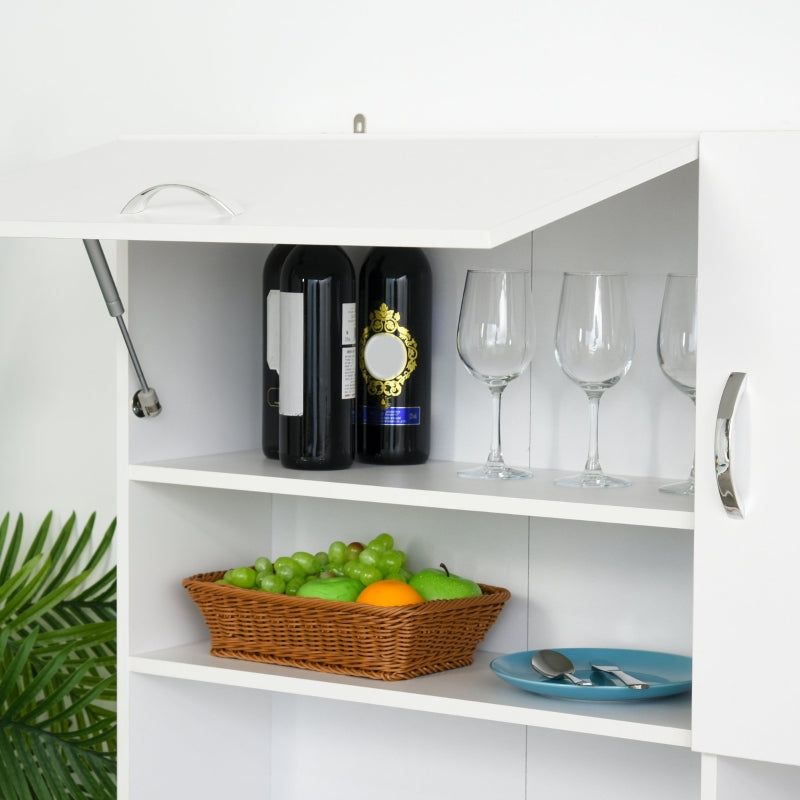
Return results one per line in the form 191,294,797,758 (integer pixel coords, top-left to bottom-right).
122,160,699,799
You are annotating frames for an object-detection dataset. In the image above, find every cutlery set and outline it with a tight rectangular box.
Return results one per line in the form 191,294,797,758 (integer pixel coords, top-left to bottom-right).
531,649,650,690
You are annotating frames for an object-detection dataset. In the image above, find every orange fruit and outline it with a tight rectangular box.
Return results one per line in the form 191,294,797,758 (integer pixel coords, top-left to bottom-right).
356,579,424,607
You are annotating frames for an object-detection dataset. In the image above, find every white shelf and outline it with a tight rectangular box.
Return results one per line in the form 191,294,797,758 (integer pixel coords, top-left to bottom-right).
129,450,694,529
0,133,697,248
129,644,691,748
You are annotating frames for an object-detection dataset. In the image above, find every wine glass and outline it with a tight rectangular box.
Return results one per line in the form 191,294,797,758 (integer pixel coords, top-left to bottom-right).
657,273,697,494
554,272,635,488
456,270,535,479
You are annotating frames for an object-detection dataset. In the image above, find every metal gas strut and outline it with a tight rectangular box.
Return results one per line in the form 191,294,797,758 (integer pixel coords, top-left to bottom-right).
83,239,161,418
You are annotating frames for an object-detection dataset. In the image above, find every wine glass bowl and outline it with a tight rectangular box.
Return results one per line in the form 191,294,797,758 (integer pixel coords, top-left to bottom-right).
554,272,635,488
657,273,697,495
456,269,535,480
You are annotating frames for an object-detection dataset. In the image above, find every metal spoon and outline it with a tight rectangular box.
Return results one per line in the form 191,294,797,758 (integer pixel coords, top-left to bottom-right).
531,649,593,686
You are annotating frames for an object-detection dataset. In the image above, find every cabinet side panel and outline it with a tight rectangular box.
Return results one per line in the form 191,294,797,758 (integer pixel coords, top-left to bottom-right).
693,132,800,766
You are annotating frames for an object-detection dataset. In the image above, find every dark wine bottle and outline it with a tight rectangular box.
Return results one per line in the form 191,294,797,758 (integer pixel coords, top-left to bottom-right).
357,247,432,464
279,245,356,470
262,244,295,459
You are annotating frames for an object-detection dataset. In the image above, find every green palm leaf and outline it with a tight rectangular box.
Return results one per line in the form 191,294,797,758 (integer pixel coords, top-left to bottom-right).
0,512,116,800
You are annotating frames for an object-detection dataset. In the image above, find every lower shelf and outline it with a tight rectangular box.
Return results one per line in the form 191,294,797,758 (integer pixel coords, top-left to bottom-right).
128,643,692,747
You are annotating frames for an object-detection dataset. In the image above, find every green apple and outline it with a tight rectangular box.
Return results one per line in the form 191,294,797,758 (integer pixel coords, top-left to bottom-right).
295,576,364,602
408,563,482,600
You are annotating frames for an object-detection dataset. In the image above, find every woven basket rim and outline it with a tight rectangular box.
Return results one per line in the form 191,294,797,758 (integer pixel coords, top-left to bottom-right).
183,570,510,615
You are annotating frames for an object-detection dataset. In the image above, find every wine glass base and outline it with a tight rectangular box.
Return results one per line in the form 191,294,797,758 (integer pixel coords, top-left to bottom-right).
658,479,695,495
458,463,533,480
554,471,631,489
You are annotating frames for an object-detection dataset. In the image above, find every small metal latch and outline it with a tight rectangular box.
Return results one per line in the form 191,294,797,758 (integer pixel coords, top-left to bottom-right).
353,114,366,134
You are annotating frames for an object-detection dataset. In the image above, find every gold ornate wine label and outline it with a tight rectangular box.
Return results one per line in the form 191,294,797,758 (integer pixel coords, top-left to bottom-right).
360,303,418,413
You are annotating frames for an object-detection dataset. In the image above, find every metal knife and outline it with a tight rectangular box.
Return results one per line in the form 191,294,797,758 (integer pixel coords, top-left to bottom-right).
590,664,650,690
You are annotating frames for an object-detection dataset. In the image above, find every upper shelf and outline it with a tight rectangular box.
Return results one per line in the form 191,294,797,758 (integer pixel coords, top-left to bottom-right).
0,133,698,248
129,450,694,530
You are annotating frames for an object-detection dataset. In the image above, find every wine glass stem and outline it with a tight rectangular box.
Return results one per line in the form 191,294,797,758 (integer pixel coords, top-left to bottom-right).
487,384,507,466
584,390,604,473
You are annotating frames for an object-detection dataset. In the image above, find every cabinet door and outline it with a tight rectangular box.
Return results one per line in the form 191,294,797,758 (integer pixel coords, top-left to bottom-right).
693,132,800,766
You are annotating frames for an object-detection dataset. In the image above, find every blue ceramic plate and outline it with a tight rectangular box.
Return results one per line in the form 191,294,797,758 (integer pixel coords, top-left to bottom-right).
490,648,692,701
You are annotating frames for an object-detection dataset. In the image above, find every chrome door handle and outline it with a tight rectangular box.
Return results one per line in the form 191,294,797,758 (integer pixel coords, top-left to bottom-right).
120,183,243,216
715,371,747,518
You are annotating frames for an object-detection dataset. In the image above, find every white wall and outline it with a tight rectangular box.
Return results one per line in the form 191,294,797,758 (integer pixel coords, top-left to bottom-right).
0,1,798,525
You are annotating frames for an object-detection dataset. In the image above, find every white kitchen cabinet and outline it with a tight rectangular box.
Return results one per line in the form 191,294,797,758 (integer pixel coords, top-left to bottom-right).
0,131,794,799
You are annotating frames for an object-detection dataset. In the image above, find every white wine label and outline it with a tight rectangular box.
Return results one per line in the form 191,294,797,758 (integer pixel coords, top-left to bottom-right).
342,302,356,345
266,289,280,371
279,291,304,416
342,346,356,399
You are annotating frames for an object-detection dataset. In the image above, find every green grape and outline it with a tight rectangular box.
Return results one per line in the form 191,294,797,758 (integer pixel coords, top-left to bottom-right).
358,546,382,568
215,579,233,585
342,560,362,580
345,542,365,561
385,567,413,583
323,565,345,578
285,575,306,596
315,551,330,568
292,551,321,575
254,556,273,574
274,556,303,581
227,567,257,589
378,549,406,575
257,573,286,593
368,532,394,552
356,564,383,586
256,568,275,584
328,541,347,565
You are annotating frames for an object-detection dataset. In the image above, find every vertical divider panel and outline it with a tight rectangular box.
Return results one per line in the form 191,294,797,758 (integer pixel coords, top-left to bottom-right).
115,240,132,800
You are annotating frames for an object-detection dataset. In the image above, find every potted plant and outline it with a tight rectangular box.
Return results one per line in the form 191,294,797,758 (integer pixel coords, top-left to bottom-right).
0,511,116,799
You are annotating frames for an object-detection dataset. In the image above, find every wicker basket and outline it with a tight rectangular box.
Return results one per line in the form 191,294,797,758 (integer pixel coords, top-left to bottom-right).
183,570,510,681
